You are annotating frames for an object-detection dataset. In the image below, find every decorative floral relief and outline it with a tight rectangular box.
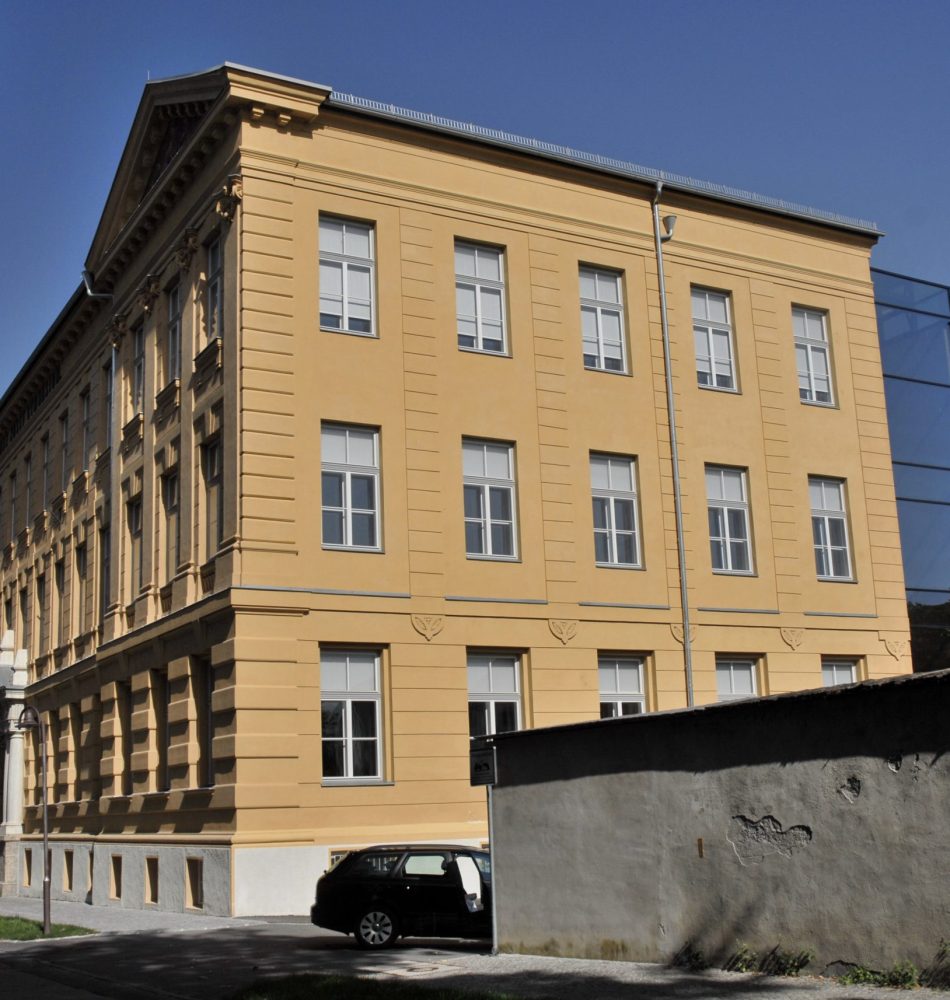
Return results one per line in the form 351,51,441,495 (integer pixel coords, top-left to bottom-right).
411,614,444,642
884,638,908,661
670,624,695,645
549,619,577,645
780,628,804,651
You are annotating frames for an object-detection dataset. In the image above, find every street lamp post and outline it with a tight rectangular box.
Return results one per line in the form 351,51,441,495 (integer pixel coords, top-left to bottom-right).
17,706,50,935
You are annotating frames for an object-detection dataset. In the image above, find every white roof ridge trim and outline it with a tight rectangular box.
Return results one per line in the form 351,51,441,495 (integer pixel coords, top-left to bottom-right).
327,91,880,236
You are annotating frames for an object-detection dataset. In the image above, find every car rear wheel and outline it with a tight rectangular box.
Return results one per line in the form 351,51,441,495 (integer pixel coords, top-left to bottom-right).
355,907,399,949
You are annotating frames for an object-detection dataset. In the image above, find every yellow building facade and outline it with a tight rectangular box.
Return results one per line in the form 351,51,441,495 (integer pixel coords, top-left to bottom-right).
0,65,910,915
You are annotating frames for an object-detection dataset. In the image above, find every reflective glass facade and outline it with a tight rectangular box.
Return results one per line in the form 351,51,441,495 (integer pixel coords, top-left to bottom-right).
874,268,950,672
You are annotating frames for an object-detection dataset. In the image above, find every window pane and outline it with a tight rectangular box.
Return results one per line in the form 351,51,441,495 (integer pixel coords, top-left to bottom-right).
708,293,728,324
348,657,377,692
455,244,476,277
351,701,377,737
477,248,501,282
729,540,749,572
616,534,636,564
468,659,491,692
727,507,747,540
321,471,344,508
322,510,344,545
321,657,347,691
462,442,485,478
465,522,484,554
490,522,513,555
494,701,518,733
600,702,617,719
351,512,376,547
590,457,610,490
321,701,344,738
469,701,489,737
614,499,635,531
345,224,371,259
485,445,511,479
592,497,609,530
831,548,850,577
322,428,347,464
491,659,518,693
617,662,641,692
489,486,511,520
607,458,633,492
457,284,477,318
594,531,610,563
322,741,344,778
352,740,377,777
598,665,617,693
579,270,597,299
481,287,502,321
601,311,622,345
320,219,344,253
350,474,376,511
464,484,483,519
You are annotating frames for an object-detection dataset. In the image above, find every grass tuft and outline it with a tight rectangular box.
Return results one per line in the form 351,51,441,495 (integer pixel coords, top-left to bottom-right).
0,916,94,940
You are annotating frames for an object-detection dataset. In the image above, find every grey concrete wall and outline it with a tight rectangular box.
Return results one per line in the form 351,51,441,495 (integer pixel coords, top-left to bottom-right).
489,670,950,973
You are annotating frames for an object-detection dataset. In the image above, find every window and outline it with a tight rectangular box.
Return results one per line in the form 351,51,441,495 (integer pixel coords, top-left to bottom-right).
706,466,753,574
54,558,65,648
692,287,736,390
716,657,758,702
194,657,214,788
153,670,170,792
456,242,507,354
591,454,640,566
320,649,381,781
810,477,852,580
793,307,833,405
822,658,857,687
166,284,182,382
203,439,224,556
162,472,180,580
319,217,375,335
206,237,223,340
36,573,48,654
127,496,143,596
580,266,626,372
321,425,380,550
9,471,15,541
102,362,113,451
60,411,70,492
98,522,111,622
131,324,145,416
41,434,50,506
463,440,517,559
24,455,31,523
69,702,82,799
599,655,646,718
81,390,92,470
468,653,521,737
18,586,29,656
118,680,133,796
75,543,88,636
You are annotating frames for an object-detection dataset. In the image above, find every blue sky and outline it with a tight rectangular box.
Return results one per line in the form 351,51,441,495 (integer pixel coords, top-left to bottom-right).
1,0,948,394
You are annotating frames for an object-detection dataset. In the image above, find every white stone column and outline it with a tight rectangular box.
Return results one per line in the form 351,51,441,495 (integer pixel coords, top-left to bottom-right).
1,630,27,894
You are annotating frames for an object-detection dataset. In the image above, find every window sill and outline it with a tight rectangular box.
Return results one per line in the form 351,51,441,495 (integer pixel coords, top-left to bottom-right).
322,779,394,788
320,326,377,339
712,570,757,577
595,561,644,571
698,383,740,394
323,544,384,554
459,345,510,359
801,399,837,409
466,554,520,563
583,365,631,377
817,576,856,584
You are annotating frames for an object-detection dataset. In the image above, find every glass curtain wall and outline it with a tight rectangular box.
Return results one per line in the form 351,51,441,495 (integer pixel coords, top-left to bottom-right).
873,268,950,672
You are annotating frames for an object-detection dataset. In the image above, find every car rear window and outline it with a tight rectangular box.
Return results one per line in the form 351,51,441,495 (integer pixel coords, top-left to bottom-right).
472,852,491,877
403,853,449,876
348,852,403,877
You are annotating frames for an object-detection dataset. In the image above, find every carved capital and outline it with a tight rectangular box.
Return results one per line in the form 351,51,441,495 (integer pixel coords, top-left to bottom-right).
780,628,804,651
215,174,243,222
549,619,577,645
108,312,129,346
175,228,200,272
410,614,444,642
671,623,695,645
136,274,161,316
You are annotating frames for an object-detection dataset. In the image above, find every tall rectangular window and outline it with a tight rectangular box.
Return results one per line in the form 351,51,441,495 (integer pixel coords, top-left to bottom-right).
41,434,50,506
591,453,640,566
118,680,133,796
131,325,145,416
793,307,833,405
166,284,182,382
321,424,380,550
102,362,113,451
319,217,375,335
54,558,66,648
60,411,70,492
9,471,16,541
70,702,82,800
580,266,626,372
203,439,224,556
706,466,753,574
206,237,223,340
194,657,214,788
75,543,88,636
162,472,180,581
463,439,517,559
18,586,29,657
822,658,857,686
127,496,143,596
23,455,31,524
455,242,507,354
153,670,170,792
98,522,111,622
81,389,92,470
810,477,852,580
50,711,62,802
599,655,646,718
693,287,736,390
320,650,381,781
468,652,521,737
36,573,48,654
716,657,758,702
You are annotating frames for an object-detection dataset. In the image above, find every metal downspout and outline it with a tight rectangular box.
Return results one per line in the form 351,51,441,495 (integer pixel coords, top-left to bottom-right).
652,182,694,707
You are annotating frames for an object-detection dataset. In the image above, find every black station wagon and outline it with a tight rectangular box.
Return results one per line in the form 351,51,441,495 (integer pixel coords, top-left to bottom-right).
310,844,492,948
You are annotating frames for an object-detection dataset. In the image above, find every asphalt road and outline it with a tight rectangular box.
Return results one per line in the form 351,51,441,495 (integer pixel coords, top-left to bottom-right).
1,898,948,1000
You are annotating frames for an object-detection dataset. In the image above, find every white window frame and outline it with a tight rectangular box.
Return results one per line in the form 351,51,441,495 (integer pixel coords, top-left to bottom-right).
206,237,223,341
127,494,143,595
822,658,857,687
203,438,224,557
462,439,518,560
590,453,641,567
81,390,92,471
320,649,382,782
692,287,737,391
706,466,754,575
131,325,145,416
467,652,521,737
319,216,376,337
167,283,182,383
716,657,758,702
810,477,853,581
455,241,508,355
793,306,834,406
598,655,646,718
580,266,627,373
321,424,381,551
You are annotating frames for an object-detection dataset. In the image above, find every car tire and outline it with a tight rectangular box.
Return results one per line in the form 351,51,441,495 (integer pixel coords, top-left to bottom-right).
355,907,399,949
